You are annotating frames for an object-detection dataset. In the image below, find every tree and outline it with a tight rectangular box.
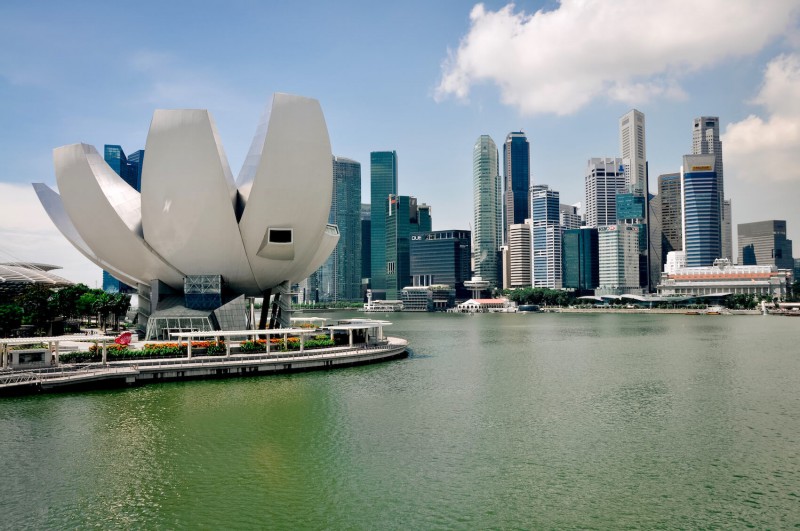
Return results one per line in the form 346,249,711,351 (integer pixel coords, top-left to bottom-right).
110,292,131,330
16,284,55,329
51,284,90,319
0,303,23,335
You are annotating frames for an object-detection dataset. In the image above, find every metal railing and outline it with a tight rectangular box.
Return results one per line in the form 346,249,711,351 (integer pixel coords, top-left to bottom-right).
0,341,405,388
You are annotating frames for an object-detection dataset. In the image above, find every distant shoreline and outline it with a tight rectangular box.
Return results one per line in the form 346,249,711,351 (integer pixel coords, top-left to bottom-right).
550,308,761,315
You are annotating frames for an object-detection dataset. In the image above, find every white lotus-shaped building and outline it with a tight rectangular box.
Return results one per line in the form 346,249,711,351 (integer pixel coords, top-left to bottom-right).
34,93,339,337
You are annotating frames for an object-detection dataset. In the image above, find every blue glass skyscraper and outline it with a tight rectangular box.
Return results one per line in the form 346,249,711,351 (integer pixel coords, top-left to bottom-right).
531,185,561,288
104,145,143,192
318,156,362,301
385,195,430,299
370,151,398,292
410,230,471,299
503,132,530,243
681,154,721,267
562,228,599,292
103,144,144,293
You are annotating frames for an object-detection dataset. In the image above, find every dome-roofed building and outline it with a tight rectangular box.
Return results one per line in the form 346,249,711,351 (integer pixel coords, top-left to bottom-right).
0,262,73,301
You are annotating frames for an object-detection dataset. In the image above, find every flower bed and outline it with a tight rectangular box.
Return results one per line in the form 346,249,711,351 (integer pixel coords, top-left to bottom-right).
56,335,337,363
239,335,334,352
58,341,227,363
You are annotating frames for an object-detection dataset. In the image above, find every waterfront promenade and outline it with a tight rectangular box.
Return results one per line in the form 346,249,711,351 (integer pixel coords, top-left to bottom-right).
0,336,408,395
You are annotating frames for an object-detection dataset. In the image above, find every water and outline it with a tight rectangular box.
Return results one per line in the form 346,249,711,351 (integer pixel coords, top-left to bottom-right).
2,313,799,529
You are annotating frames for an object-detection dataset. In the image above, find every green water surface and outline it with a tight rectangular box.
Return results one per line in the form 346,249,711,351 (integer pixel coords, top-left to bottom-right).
1,313,799,529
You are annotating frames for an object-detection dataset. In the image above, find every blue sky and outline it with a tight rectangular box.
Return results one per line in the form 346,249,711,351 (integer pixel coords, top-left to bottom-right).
1,0,799,286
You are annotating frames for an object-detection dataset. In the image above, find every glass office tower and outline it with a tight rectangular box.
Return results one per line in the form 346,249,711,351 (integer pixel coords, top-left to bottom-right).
738,220,793,269
318,156,362,301
503,132,530,243
681,154,721,267
472,135,501,288
104,145,143,192
370,151,398,291
562,227,599,292
410,230,471,299
103,144,144,293
531,185,561,289
385,195,426,299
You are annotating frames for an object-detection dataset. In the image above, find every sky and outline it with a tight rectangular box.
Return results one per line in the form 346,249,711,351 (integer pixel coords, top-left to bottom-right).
1,0,799,287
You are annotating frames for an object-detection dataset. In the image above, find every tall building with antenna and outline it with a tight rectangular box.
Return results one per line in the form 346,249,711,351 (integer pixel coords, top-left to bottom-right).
692,116,730,261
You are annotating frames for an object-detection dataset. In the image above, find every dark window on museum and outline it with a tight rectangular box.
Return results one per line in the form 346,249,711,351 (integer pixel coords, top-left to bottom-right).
269,229,292,243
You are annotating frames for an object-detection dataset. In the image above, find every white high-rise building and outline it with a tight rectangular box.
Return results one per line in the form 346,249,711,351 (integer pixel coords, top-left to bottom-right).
620,109,647,195
598,224,640,295
472,135,502,288
508,222,532,288
585,158,625,228
559,203,581,229
531,185,562,289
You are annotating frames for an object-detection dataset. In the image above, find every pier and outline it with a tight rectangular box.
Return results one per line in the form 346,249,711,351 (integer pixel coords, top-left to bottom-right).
0,320,408,396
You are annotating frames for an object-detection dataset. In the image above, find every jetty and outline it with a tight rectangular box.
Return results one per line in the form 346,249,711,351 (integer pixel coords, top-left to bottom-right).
0,320,408,396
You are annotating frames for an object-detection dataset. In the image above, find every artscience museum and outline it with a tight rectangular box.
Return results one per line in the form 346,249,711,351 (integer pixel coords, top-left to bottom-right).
34,93,339,339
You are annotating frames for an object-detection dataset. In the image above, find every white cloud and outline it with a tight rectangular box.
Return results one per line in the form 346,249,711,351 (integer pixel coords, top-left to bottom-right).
722,53,800,254
436,1,800,115
723,53,800,184
0,183,101,288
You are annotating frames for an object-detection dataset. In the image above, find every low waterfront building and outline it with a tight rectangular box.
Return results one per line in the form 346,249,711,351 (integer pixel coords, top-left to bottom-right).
453,298,515,313
657,258,789,299
401,285,455,311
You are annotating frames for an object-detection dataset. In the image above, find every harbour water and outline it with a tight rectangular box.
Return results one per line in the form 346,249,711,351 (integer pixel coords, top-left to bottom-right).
2,312,799,529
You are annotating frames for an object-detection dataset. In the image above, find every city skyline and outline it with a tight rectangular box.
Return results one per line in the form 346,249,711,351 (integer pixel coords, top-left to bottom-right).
1,0,799,286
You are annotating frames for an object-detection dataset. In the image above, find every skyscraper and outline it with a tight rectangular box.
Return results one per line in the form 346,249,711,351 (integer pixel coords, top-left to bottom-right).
410,230,472,299
658,172,682,258
722,199,732,262
503,131,530,243
508,223,532,288
385,195,429,299
598,225,640,295
418,204,432,232
692,117,728,260
562,227,599,292
102,144,143,293
738,220,794,269
584,158,625,228
647,194,663,290
127,150,145,191
361,204,371,283
318,156,362,301
531,185,562,289
619,109,646,195
104,145,143,191
370,151,398,291
559,203,582,230
681,154,721,267
472,135,502,288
